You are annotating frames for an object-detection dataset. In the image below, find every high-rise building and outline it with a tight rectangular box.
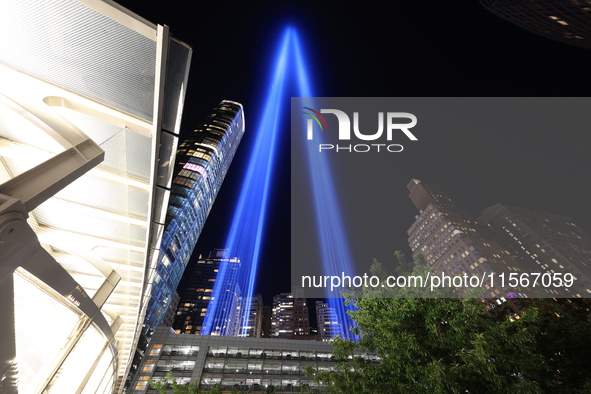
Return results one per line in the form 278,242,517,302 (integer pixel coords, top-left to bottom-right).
408,179,456,213
172,249,242,336
0,1,191,392
271,292,311,339
407,179,530,298
241,294,264,338
315,301,342,341
480,204,591,297
130,102,245,387
407,179,591,299
143,102,245,337
162,291,180,327
261,305,273,338
481,0,591,49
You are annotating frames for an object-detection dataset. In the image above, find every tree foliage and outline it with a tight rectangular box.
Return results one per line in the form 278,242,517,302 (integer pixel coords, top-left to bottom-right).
148,372,223,394
308,253,591,394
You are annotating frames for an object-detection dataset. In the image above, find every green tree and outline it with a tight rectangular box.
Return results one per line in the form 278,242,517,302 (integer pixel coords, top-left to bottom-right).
148,372,221,394
264,384,277,394
307,254,591,394
394,250,414,276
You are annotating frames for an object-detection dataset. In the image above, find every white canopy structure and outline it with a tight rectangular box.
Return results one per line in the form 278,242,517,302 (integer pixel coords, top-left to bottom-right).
0,1,191,393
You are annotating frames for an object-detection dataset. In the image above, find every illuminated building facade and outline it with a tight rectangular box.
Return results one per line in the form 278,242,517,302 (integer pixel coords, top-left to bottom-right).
481,0,591,49
132,327,379,393
315,301,342,341
172,249,242,336
407,179,591,299
162,291,180,327
407,179,530,298
241,294,264,338
143,102,245,336
129,103,244,387
0,1,191,392
480,204,591,297
271,293,311,339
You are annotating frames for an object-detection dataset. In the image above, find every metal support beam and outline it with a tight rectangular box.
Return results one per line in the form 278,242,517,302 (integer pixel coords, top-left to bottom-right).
0,139,103,212
93,270,123,310
0,89,106,391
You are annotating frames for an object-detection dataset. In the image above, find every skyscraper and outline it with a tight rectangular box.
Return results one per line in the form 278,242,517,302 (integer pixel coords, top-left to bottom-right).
261,305,273,338
143,101,245,336
481,0,591,49
480,204,591,297
407,179,591,299
407,179,530,298
130,102,245,388
241,294,264,338
172,249,242,336
315,301,342,341
271,292,311,339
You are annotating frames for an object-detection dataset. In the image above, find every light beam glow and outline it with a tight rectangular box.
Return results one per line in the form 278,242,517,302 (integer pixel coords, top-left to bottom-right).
201,28,291,336
202,27,357,340
292,31,358,341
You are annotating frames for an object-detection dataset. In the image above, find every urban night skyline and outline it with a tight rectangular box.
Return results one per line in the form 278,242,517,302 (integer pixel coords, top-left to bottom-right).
115,0,591,303
2,1,591,393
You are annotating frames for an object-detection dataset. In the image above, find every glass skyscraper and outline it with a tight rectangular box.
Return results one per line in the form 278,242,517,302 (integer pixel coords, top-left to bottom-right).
172,249,243,336
129,101,245,388
143,101,245,334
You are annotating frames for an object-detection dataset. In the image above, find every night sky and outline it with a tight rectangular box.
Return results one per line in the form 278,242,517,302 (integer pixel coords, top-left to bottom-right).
116,1,591,304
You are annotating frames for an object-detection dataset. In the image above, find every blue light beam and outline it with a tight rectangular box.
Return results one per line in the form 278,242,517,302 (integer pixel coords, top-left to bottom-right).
201,28,292,336
202,27,357,340
292,31,358,341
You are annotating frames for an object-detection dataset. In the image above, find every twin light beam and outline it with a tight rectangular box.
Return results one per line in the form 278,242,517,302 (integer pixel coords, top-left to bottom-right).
201,28,357,340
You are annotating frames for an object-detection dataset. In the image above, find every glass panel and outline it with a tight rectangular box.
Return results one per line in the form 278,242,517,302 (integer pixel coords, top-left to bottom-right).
162,39,191,134
0,0,157,121
47,324,109,392
157,131,178,188
13,268,81,394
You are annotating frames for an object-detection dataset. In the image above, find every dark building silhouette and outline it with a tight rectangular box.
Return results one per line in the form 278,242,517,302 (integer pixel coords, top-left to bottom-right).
260,305,273,338
481,0,591,49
